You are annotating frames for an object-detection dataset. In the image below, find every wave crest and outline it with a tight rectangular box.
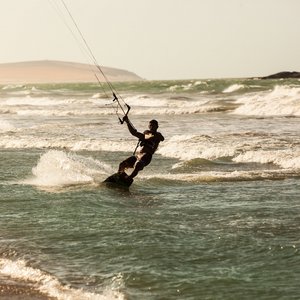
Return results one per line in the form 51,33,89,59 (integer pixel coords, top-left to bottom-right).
233,85,300,116
0,258,124,300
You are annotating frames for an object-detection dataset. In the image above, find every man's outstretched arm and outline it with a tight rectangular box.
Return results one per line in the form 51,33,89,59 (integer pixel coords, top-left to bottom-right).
123,116,144,140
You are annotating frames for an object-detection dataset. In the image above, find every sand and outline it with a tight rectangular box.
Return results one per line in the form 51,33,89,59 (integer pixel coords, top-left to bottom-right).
0,60,143,84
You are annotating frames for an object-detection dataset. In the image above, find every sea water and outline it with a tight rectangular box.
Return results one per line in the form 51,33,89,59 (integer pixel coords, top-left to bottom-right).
0,78,299,299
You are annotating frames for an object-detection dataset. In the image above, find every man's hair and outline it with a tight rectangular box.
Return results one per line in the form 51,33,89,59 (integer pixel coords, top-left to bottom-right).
150,119,158,127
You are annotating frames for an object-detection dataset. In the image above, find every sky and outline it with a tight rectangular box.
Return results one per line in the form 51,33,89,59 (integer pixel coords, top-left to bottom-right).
0,0,300,80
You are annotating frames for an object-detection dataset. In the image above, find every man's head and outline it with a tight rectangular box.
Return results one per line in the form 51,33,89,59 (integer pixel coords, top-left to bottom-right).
149,119,159,131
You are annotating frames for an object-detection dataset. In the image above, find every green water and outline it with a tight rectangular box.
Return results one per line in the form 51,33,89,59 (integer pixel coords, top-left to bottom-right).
1,149,300,299
0,79,300,299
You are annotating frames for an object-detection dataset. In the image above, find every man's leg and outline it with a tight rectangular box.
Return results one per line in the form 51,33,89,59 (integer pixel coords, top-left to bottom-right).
128,161,144,179
128,154,152,179
118,156,136,173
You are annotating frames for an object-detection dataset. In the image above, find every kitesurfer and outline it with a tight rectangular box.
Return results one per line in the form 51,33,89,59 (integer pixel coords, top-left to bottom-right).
118,116,164,180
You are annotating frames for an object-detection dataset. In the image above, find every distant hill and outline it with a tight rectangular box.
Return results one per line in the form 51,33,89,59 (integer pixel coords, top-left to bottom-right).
261,71,300,79
0,60,143,84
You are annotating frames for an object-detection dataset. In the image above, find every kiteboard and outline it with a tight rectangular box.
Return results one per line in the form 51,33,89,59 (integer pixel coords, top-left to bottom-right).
103,172,133,188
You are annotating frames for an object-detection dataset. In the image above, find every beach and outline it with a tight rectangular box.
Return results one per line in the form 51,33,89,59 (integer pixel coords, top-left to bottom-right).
0,74,300,299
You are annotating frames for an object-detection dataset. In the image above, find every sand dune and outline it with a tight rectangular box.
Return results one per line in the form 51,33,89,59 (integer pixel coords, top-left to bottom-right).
0,60,143,84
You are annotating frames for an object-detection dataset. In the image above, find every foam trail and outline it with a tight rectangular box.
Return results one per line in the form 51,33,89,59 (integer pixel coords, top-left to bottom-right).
23,150,113,187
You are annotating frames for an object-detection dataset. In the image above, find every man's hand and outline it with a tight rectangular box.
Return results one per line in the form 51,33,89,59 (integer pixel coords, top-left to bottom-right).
122,115,129,123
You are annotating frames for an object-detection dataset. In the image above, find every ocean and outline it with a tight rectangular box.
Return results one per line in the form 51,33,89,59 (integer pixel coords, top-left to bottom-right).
0,78,299,299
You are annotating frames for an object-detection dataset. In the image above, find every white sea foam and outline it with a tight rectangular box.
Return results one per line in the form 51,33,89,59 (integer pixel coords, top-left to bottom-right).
23,150,113,187
0,90,224,116
8,100,221,116
223,84,245,93
71,139,133,152
125,95,168,107
158,135,238,161
234,149,300,169
143,168,298,182
159,134,300,172
168,80,207,92
1,84,25,90
16,108,113,117
0,258,124,300
0,119,15,131
131,104,221,115
0,94,109,108
123,95,219,114
194,80,208,86
1,128,299,174
233,85,300,116
4,96,79,107
0,134,138,152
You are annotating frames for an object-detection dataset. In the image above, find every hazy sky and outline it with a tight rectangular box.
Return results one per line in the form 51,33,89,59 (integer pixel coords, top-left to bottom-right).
0,0,299,80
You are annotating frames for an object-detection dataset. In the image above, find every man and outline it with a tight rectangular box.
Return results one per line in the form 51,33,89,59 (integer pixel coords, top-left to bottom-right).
118,116,164,180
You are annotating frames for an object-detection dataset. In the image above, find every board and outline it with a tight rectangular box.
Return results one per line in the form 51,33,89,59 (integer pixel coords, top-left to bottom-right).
103,172,133,188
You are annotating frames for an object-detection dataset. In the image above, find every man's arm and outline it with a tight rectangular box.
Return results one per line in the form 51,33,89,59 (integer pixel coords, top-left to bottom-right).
124,116,144,140
159,133,165,142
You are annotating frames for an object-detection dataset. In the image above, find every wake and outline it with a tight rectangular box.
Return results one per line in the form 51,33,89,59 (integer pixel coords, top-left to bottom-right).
21,150,114,188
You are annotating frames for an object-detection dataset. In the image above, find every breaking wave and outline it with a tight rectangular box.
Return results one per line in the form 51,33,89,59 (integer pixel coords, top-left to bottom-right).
0,258,124,300
223,84,245,93
232,85,300,116
158,134,300,171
